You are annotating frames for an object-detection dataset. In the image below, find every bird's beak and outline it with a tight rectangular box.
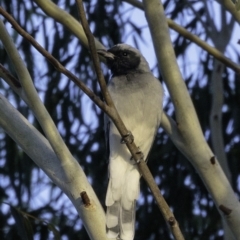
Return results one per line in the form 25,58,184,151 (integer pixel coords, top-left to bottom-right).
97,49,115,60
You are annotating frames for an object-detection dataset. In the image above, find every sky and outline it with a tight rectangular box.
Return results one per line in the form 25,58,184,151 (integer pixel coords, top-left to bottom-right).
1,1,240,238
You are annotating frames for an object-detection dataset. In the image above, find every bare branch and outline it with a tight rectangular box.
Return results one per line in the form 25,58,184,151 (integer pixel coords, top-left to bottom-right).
123,0,240,74
217,0,240,23
0,64,30,106
0,64,21,88
75,0,113,106
0,13,109,239
0,7,107,113
0,93,107,240
0,18,72,166
143,0,240,238
32,0,104,50
0,5,184,239
75,0,184,239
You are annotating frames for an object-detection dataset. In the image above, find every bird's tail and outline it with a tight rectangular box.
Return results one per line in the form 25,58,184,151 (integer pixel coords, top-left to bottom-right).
106,168,140,240
119,200,136,240
106,200,136,240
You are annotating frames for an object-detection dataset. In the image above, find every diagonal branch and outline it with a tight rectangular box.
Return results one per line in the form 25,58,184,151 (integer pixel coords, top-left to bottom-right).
0,18,73,167
0,64,22,89
76,0,112,106
0,64,29,105
0,6,107,114
0,92,107,240
123,0,240,74
32,0,104,50
217,0,240,23
143,0,240,238
75,0,184,239
0,5,185,239
0,11,109,240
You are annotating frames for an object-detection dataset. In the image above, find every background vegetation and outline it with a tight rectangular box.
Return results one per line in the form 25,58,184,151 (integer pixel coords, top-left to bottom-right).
0,0,239,239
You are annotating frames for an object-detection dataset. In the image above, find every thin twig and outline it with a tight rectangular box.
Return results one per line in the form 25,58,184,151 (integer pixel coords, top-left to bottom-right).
0,6,108,114
75,0,137,146
1,5,183,239
0,64,21,88
0,64,30,105
76,0,112,106
75,1,184,239
167,19,240,73
123,0,240,74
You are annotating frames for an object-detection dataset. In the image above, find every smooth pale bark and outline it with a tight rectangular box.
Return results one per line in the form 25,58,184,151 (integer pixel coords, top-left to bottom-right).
0,19,109,240
207,4,235,239
0,94,108,240
1,0,240,239
143,0,240,238
33,0,104,50
217,0,240,23
0,19,76,173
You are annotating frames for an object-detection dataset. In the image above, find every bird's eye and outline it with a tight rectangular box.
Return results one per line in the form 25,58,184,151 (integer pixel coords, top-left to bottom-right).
122,52,128,56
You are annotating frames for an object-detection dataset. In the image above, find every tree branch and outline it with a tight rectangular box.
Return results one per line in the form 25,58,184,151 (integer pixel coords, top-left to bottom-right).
32,0,104,50
0,5,185,239
217,0,240,23
0,14,100,182
207,7,235,239
0,93,107,240
0,7,107,113
0,64,22,89
143,0,240,238
75,0,112,105
123,0,240,74
75,0,185,239
208,7,234,184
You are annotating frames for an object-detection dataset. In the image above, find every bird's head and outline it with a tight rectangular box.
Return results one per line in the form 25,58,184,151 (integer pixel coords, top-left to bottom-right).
97,44,150,76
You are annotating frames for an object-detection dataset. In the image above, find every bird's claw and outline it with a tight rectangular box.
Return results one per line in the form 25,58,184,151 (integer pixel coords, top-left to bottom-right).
135,151,144,163
121,131,134,144
130,150,144,164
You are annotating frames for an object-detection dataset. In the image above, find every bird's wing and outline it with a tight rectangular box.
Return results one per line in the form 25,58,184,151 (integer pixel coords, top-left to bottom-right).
105,72,163,240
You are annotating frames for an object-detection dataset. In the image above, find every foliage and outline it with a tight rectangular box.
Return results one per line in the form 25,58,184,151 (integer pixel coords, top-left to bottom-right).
0,0,239,239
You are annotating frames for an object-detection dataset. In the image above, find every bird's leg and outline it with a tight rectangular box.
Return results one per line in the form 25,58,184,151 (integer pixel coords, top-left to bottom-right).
120,131,134,144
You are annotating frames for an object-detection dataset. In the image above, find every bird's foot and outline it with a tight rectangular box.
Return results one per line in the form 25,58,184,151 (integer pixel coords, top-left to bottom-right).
135,150,144,163
130,149,144,164
121,131,134,144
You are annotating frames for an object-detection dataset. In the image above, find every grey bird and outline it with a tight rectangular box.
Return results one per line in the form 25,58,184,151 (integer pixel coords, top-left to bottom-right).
98,44,163,240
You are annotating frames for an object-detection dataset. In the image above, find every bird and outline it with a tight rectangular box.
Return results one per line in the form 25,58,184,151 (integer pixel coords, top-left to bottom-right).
97,44,163,240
